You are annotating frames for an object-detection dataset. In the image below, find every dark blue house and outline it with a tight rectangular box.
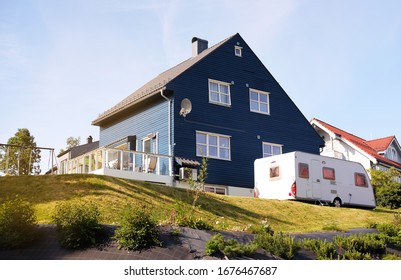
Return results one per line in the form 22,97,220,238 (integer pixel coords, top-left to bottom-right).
91,33,324,196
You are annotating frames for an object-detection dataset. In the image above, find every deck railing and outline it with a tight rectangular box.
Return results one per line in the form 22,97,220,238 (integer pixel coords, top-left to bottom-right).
60,147,172,177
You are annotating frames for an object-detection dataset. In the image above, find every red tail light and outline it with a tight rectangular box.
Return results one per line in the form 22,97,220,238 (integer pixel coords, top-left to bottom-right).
254,188,259,198
290,182,296,197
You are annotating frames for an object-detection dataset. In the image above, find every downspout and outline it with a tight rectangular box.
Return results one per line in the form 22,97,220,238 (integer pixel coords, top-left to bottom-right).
160,89,173,176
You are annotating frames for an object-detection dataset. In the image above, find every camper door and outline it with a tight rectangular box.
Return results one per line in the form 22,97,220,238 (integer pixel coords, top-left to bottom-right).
311,159,322,199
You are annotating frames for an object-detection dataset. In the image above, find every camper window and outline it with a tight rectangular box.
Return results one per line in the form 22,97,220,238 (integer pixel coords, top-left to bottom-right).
355,173,368,187
323,167,335,180
298,163,309,179
270,166,280,180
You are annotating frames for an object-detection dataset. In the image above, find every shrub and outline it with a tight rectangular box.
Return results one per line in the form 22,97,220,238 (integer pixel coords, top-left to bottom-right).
114,205,160,251
205,233,257,258
52,199,102,249
333,234,387,258
177,215,213,230
302,238,337,260
370,168,401,209
382,254,401,260
0,197,38,249
254,232,301,259
376,223,400,237
341,249,372,260
376,223,401,246
205,233,225,256
375,184,401,209
249,220,275,235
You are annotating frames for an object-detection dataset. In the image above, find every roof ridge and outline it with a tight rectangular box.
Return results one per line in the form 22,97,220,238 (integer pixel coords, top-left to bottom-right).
312,118,367,142
366,135,395,142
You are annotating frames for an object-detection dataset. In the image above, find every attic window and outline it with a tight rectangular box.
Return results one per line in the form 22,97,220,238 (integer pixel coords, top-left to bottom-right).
235,46,242,57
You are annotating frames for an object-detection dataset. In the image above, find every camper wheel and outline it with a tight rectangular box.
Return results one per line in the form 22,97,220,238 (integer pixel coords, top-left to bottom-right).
333,197,342,208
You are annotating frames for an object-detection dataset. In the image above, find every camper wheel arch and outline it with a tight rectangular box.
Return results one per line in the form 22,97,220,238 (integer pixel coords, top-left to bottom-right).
333,197,342,207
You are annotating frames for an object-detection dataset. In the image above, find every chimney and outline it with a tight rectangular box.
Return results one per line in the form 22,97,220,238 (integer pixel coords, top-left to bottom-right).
192,37,208,57
87,135,93,144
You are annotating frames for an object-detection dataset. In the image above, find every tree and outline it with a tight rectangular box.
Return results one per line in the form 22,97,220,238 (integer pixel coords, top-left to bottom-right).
59,136,80,154
0,128,41,175
369,167,401,209
66,136,80,150
187,157,208,208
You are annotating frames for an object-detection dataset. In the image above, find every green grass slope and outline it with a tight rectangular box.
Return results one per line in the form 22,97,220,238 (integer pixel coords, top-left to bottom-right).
0,174,397,233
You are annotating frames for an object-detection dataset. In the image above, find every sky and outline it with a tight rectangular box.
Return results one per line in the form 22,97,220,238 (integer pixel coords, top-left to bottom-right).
1,0,401,174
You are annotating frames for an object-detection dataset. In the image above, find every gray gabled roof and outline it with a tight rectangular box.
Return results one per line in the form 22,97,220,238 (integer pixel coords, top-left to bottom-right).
92,34,237,126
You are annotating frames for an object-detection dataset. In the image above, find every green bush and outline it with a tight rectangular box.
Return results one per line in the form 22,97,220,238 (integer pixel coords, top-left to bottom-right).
341,249,372,260
376,223,401,246
114,205,160,251
382,253,401,260
177,215,213,230
333,234,387,258
205,233,257,257
249,221,275,235
302,238,337,260
52,199,102,249
370,168,401,209
375,184,401,209
254,232,301,259
205,233,225,256
0,197,38,249
376,223,400,237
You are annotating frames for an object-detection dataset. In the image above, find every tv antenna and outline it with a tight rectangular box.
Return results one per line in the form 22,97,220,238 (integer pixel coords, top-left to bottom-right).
179,98,192,117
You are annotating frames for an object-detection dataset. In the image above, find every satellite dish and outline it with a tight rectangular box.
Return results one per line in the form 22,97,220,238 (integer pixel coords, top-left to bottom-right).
180,98,192,117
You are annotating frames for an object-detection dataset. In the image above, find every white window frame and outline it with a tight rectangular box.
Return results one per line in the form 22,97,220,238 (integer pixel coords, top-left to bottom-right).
262,142,282,158
196,131,231,161
250,88,270,115
204,186,227,195
235,46,242,57
208,79,231,107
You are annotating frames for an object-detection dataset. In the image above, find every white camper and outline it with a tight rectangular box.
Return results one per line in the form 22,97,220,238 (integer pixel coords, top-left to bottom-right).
254,151,376,208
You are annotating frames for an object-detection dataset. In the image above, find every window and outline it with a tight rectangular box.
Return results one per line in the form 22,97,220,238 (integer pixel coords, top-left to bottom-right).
196,131,231,160
250,89,270,114
323,167,336,180
270,166,280,180
263,142,282,158
355,173,368,187
208,79,231,106
298,163,309,179
235,46,242,57
204,186,226,195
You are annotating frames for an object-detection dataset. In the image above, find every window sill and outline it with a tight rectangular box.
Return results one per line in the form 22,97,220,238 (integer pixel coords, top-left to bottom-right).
209,101,232,107
250,110,270,115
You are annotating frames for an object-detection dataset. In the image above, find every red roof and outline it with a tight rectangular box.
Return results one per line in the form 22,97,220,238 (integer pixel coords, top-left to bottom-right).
311,118,401,170
366,136,395,152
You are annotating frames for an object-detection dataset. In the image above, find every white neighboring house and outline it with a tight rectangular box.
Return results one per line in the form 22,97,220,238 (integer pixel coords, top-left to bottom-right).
57,136,99,174
310,119,401,178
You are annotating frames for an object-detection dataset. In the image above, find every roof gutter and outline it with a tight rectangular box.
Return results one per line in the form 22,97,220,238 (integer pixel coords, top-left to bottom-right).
160,89,173,177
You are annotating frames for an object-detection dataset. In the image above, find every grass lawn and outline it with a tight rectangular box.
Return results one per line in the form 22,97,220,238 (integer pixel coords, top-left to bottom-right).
0,174,398,233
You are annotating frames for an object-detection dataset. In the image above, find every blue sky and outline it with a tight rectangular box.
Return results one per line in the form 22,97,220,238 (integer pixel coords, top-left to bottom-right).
1,0,401,173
